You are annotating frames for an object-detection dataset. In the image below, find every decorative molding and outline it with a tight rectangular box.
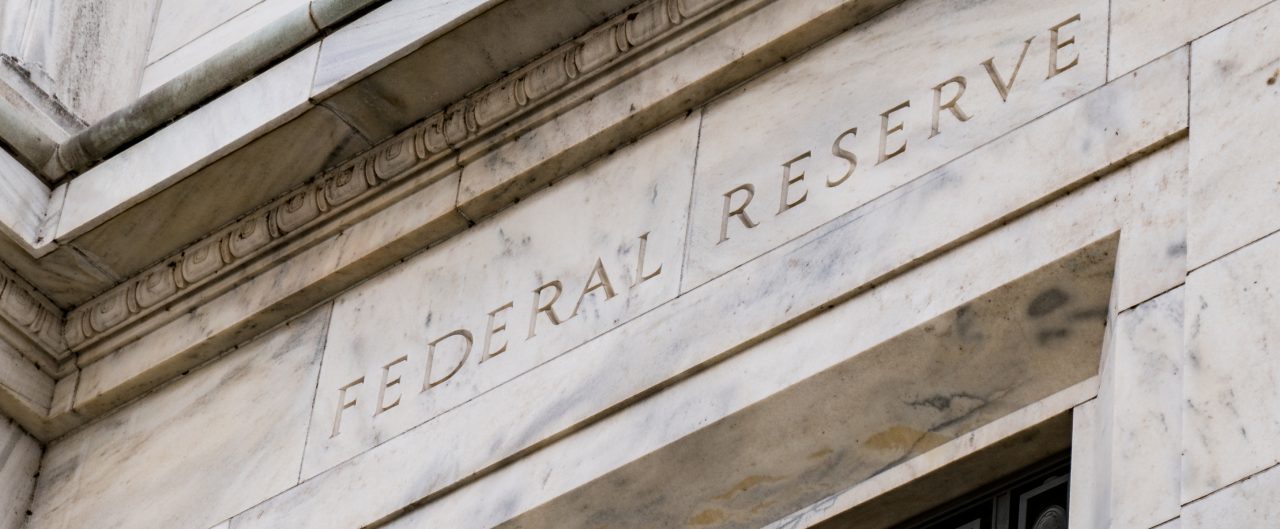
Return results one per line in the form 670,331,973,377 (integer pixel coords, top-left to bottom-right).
0,265,67,365
63,0,731,352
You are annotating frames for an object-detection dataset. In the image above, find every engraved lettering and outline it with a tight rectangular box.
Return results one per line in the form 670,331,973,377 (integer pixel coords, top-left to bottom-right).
778,152,811,214
572,258,618,317
326,16,1104,441
718,184,758,244
633,232,662,287
982,36,1035,102
877,101,910,164
930,76,972,138
1048,15,1082,79
375,356,408,415
331,377,365,438
829,127,858,187
480,301,514,363
424,329,473,390
528,281,565,338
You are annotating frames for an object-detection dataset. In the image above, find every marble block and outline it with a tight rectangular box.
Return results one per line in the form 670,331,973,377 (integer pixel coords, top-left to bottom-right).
69,172,465,422
396,237,1113,529
26,307,330,529
147,0,265,65
71,104,371,278
57,43,320,241
1183,228,1280,502
1184,462,1280,528
0,418,39,529
141,0,311,94
1109,0,1267,80
683,0,1107,289
766,382,1091,529
1188,0,1280,269
230,51,1184,529
310,0,493,96
1110,288,1183,529
453,0,904,221
1069,399,1102,529
0,336,52,415
300,113,699,478
0,147,48,247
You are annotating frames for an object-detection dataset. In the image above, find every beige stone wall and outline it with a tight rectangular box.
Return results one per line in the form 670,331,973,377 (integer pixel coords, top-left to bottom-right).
27,306,329,529
140,0,309,94
0,0,158,123
0,416,39,529
0,0,310,124
9,0,1280,527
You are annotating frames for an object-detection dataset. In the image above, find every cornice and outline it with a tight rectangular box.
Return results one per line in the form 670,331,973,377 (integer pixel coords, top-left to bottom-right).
0,265,67,368
64,0,731,356
0,0,912,440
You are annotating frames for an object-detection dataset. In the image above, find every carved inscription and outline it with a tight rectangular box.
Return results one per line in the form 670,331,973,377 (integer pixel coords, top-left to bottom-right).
310,6,1096,457
716,14,1083,245
328,233,665,438
306,116,699,467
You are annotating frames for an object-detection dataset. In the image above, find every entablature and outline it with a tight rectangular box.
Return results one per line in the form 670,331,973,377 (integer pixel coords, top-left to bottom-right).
0,0,909,441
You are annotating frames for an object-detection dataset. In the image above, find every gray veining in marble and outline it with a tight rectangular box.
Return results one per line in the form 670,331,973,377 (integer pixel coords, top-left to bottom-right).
0,418,39,529
1187,1,1280,269
25,306,330,529
1183,227,1280,502
684,0,1107,289
300,112,699,478
229,48,1185,529
1110,287,1183,529
1184,462,1280,528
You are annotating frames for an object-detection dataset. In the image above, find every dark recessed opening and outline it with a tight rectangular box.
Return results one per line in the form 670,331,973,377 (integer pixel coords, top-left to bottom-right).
893,453,1071,529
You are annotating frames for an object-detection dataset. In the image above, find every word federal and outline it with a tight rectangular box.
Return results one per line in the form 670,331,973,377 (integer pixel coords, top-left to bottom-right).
330,232,664,438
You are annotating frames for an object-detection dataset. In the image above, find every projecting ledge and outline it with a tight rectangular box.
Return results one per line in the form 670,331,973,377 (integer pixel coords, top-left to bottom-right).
385,236,1117,529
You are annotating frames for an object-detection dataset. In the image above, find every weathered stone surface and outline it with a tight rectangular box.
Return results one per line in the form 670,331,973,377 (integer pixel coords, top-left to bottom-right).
1110,288,1183,529
26,306,329,529
56,43,320,241
388,235,1113,529
1184,462,1280,528
302,111,699,477
772,385,1089,529
1109,0,1266,79
16,0,159,123
148,0,262,62
0,417,39,529
1188,1,1280,269
141,0,312,94
309,0,494,96
5,0,1276,525
69,104,370,279
0,337,53,424
454,0,905,222
230,47,1183,529
315,0,634,143
69,172,465,423
684,0,1107,290
0,147,47,248
1068,399,1102,529
1183,227,1280,502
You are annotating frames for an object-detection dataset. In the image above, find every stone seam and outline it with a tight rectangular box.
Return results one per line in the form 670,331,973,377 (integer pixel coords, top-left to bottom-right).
61,0,730,353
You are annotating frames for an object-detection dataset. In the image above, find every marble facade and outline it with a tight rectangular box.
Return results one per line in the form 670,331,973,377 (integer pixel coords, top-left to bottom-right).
0,0,1276,528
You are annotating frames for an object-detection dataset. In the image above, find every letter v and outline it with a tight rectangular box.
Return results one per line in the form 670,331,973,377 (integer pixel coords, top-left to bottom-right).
981,36,1035,102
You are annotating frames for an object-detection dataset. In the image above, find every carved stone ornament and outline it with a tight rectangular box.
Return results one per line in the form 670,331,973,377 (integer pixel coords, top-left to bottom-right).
60,0,732,353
